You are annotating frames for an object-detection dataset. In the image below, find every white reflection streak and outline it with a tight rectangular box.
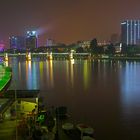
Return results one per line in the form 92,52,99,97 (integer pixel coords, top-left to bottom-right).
28,61,31,71
66,60,70,85
5,61,8,67
32,62,38,89
18,62,21,80
26,61,32,89
46,61,50,86
70,59,74,88
120,62,139,118
49,60,54,88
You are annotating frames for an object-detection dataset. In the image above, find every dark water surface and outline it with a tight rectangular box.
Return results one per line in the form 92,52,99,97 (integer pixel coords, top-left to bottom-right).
8,58,140,140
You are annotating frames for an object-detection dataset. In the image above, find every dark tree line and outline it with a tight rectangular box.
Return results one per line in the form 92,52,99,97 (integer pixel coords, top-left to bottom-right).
120,43,140,56
90,38,115,55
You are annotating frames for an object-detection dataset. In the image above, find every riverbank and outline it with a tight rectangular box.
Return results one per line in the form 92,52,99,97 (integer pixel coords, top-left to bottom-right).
102,56,140,61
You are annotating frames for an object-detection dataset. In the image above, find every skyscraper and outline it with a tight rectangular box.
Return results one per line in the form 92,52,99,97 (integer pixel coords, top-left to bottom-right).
9,36,25,49
121,20,140,45
26,31,38,50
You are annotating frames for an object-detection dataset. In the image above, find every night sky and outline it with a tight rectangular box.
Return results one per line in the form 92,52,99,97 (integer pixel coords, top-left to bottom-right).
0,0,140,47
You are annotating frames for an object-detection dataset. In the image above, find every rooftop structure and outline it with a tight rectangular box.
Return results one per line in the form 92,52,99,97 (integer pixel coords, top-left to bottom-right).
77,40,91,48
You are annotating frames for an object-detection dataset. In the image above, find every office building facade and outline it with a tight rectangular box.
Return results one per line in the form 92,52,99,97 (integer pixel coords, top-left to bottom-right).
9,36,25,49
26,31,38,50
121,20,140,45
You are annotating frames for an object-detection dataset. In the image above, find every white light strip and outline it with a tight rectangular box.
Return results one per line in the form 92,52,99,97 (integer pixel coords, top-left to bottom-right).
138,20,140,39
134,20,136,44
131,20,132,44
127,20,129,45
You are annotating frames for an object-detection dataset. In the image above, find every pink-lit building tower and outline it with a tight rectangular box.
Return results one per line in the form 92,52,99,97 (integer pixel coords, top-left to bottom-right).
0,41,5,52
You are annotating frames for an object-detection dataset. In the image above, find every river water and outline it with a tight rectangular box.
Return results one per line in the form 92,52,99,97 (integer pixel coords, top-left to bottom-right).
7,57,140,140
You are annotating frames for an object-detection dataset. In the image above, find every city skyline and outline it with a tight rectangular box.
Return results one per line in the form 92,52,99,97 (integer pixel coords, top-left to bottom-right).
0,0,140,47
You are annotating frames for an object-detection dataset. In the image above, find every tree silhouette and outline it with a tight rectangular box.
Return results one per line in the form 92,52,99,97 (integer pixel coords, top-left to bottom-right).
121,43,127,55
106,43,115,55
90,38,98,54
76,47,84,53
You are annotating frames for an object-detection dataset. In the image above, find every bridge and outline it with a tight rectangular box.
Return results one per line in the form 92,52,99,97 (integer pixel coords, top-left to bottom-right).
0,52,92,60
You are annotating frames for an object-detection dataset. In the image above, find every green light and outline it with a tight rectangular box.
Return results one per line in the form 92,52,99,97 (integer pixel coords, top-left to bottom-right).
37,114,45,123
0,65,12,92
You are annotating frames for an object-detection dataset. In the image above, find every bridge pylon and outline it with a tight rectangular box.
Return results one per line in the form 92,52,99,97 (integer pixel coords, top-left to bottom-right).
26,52,31,61
47,52,53,60
4,53,8,61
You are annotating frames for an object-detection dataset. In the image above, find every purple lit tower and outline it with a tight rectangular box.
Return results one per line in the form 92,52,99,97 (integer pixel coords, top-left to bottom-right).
9,36,25,50
0,41,4,52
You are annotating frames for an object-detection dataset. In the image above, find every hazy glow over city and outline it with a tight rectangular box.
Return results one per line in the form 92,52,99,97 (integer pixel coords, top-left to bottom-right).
0,0,140,47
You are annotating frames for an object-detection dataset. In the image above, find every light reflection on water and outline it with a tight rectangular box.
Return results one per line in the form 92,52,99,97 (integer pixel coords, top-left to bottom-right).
119,61,140,136
7,58,140,139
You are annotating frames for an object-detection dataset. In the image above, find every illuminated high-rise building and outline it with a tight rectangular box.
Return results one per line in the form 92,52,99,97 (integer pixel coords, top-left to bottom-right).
26,31,38,50
46,38,55,47
0,41,5,52
121,20,140,45
9,36,25,49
